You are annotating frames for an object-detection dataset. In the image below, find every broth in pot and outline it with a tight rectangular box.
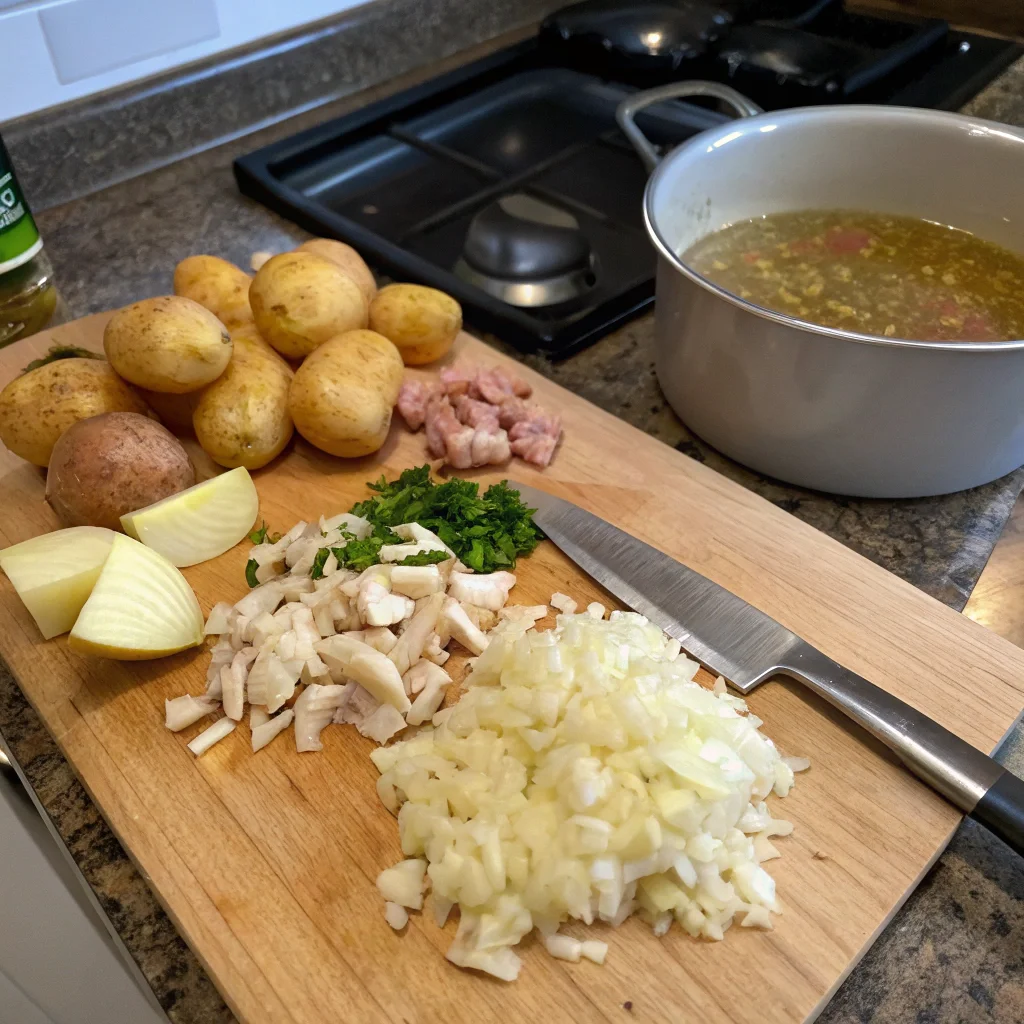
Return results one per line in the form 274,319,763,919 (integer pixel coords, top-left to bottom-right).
682,209,1024,342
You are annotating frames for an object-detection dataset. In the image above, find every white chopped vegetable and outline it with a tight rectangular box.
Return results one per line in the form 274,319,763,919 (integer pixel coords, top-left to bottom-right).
439,597,489,655
204,602,235,635
252,708,294,752
356,704,407,745
316,635,411,713
447,571,516,611
220,663,244,721
250,705,270,730
343,626,397,654
293,683,351,752
376,859,426,909
372,609,800,979
391,565,444,600
783,755,811,773
499,605,548,625
384,902,409,930
165,695,219,732
422,632,450,666
389,592,443,675
545,935,582,961
550,592,577,615
320,512,371,539
187,717,236,757
403,659,450,696
406,666,451,726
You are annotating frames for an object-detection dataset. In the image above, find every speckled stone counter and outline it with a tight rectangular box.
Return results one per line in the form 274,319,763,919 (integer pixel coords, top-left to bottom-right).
3,10,1024,1020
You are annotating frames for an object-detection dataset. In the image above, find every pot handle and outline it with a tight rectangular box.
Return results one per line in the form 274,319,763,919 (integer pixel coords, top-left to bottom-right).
616,82,763,173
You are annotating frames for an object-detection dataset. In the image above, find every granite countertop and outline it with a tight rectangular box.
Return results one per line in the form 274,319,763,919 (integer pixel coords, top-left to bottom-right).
3,5,1024,1020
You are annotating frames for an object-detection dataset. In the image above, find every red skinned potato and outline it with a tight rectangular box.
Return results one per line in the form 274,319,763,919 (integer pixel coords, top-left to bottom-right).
45,412,195,530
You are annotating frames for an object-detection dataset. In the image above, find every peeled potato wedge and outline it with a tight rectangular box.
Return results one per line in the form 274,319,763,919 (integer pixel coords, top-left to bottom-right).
121,466,259,567
0,527,116,639
69,534,204,660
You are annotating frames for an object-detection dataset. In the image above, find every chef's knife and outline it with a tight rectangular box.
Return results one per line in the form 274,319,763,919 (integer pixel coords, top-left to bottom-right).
512,482,1024,857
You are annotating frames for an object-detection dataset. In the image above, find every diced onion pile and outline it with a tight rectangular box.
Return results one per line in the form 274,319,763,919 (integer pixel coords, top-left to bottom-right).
371,606,806,981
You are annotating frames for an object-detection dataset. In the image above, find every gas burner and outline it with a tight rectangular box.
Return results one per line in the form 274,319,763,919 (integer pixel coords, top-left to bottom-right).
455,194,596,308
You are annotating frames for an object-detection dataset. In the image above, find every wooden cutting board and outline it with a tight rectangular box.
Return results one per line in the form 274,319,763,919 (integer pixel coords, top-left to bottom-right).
2,312,1024,1024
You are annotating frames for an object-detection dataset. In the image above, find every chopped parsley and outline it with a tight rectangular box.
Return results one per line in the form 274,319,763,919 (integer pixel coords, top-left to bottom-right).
350,465,540,573
245,466,540,587
245,559,260,588
23,345,102,374
397,548,449,567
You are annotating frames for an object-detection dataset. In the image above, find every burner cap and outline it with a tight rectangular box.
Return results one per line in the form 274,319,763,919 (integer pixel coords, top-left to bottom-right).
457,194,596,308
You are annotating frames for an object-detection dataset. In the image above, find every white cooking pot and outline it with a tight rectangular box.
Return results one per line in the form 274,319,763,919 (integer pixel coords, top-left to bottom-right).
617,83,1024,498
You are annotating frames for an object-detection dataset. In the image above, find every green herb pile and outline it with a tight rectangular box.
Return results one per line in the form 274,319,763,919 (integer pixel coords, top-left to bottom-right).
245,466,541,587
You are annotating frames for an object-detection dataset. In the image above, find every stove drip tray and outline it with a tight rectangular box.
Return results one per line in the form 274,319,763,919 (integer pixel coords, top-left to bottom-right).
456,194,597,308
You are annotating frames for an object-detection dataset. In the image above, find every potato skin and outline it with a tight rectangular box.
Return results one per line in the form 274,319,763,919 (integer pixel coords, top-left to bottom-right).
137,388,199,435
296,239,377,306
192,324,295,470
249,252,368,360
104,296,232,394
0,358,151,467
368,284,462,365
45,412,194,530
173,255,254,329
287,329,403,457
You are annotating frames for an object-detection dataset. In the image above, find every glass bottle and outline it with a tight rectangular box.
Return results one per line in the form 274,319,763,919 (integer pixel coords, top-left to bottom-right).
0,135,56,347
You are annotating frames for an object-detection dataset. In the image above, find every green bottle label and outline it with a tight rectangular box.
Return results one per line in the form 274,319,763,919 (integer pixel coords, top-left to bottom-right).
0,140,42,275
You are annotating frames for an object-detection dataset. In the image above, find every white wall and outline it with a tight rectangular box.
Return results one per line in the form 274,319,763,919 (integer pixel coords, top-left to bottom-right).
1,0,374,123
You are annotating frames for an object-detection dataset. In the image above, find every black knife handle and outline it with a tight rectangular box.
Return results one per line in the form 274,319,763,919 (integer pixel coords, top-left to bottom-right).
781,643,1023,857
973,770,1024,854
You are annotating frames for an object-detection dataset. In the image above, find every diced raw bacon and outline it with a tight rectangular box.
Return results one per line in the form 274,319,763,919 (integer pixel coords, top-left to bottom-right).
405,361,559,468
497,396,532,430
439,366,474,397
508,409,561,442
452,394,500,430
396,380,434,431
511,433,558,467
472,367,532,404
470,427,511,467
424,394,476,468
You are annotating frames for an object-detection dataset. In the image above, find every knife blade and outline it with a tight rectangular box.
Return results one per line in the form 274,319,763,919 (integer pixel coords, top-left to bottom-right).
511,481,1024,857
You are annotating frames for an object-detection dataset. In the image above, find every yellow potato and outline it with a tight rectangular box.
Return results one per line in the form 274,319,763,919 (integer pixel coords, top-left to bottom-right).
249,252,368,359
137,388,199,435
368,283,462,365
104,296,232,394
173,255,254,329
297,238,377,305
288,329,403,457
46,412,195,530
0,357,151,467
192,324,295,470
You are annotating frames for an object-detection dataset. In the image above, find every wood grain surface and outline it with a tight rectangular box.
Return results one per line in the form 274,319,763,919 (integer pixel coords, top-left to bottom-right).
2,312,1024,1024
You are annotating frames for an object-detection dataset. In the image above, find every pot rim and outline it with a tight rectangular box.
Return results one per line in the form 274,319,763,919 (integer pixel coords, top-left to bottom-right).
643,104,1024,354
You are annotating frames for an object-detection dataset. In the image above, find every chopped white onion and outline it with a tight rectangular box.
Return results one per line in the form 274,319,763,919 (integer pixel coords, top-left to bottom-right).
165,695,219,732
252,709,294,752
187,717,236,757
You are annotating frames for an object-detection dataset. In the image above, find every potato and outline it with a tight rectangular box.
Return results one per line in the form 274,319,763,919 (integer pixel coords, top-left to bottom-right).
104,296,232,394
368,284,461,365
288,329,403,457
249,252,368,360
45,412,194,530
137,388,199,435
0,358,150,467
297,239,377,305
173,255,254,329
193,324,295,470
